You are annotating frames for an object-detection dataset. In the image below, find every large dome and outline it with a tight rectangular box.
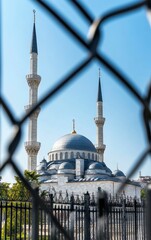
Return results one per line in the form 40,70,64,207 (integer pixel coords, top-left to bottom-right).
51,133,96,152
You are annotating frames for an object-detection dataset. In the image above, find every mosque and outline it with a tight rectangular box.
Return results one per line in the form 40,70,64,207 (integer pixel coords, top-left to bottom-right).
24,12,141,198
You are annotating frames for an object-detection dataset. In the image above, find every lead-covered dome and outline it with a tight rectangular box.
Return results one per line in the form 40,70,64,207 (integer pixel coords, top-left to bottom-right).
59,162,74,170
51,133,96,152
113,169,126,178
89,162,103,170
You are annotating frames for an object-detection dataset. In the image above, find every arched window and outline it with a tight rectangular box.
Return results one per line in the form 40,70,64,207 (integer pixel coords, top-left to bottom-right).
82,152,85,159
88,153,90,159
65,152,68,159
55,153,58,160
52,154,54,161
60,152,63,160
92,153,94,160
49,155,51,161
95,154,97,161
76,152,80,158
71,152,74,158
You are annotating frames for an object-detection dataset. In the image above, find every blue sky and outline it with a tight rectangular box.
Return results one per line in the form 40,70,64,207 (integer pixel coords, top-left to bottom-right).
1,0,151,182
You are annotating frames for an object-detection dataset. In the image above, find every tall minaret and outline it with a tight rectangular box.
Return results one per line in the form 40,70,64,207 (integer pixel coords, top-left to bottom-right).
25,10,41,171
94,69,106,162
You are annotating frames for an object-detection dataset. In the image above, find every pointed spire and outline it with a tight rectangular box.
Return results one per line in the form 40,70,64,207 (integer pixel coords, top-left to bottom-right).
97,68,103,102
30,10,38,54
72,119,77,134
33,9,36,23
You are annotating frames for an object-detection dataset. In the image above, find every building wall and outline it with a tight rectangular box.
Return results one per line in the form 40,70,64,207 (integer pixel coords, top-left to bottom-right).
48,150,99,161
41,179,141,199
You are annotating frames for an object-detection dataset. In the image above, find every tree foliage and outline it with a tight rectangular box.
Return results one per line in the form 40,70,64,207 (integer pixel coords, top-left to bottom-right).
0,182,10,200
1,170,40,239
0,170,40,201
9,170,40,201
141,188,147,199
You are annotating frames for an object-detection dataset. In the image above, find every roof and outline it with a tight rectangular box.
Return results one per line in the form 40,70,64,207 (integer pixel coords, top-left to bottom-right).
30,23,38,54
97,77,103,102
59,162,74,170
89,162,104,170
113,169,126,177
51,133,96,152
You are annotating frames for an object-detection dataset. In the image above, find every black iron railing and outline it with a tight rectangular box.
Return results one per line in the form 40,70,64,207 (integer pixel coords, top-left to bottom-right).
0,194,146,240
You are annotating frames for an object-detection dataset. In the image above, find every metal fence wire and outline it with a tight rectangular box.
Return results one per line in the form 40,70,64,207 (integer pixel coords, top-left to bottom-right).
0,0,151,239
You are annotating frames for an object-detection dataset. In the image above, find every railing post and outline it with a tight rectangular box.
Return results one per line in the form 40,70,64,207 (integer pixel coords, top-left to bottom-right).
0,202,2,239
122,199,126,240
69,194,74,239
84,191,90,240
32,187,39,240
97,189,108,240
49,193,53,208
146,184,151,240
49,194,54,238
134,199,137,240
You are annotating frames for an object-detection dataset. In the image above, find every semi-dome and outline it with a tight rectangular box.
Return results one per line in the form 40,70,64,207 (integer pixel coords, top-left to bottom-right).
58,162,75,176
89,162,103,170
59,162,74,170
113,169,126,177
37,158,47,171
51,133,96,152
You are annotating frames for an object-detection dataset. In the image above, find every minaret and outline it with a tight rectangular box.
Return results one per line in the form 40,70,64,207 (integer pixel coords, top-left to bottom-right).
24,10,41,171
94,69,106,162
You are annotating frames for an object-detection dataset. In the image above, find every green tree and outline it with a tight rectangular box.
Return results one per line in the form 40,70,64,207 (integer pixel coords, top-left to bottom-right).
1,203,26,240
2,170,39,239
9,170,40,201
1,171,51,239
0,182,10,200
141,188,147,199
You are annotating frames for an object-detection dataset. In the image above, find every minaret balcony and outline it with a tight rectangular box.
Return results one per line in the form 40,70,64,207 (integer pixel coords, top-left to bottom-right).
25,141,41,148
96,144,106,153
94,117,105,125
96,144,106,149
25,141,41,155
26,74,41,87
26,74,41,81
24,105,40,117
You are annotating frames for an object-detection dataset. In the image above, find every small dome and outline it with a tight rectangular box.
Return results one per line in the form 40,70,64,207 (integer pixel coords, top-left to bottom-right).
37,158,47,171
113,169,125,177
106,167,112,174
89,162,103,170
51,133,96,152
41,158,47,163
48,164,59,170
101,162,106,167
59,162,74,170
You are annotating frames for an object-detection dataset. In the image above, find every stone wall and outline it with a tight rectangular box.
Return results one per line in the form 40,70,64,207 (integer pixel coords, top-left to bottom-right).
41,179,141,199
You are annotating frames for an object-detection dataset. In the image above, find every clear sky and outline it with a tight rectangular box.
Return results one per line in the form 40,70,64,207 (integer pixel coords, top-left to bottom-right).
1,0,151,183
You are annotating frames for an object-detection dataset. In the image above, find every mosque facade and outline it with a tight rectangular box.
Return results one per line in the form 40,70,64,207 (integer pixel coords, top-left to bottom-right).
25,13,141,198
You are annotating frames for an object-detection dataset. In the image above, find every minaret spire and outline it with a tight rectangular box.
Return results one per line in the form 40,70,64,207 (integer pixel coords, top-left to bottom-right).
97,68,103,102
25,11,41,171
33,9,36,23
94,68,106,162
31,10,38,54
72,119,77,134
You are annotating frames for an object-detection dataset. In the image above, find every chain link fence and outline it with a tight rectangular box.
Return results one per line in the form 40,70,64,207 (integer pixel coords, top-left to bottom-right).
0,0,151,239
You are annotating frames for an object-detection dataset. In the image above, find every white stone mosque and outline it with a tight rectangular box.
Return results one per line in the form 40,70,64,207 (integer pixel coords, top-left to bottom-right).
24,12,141,198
